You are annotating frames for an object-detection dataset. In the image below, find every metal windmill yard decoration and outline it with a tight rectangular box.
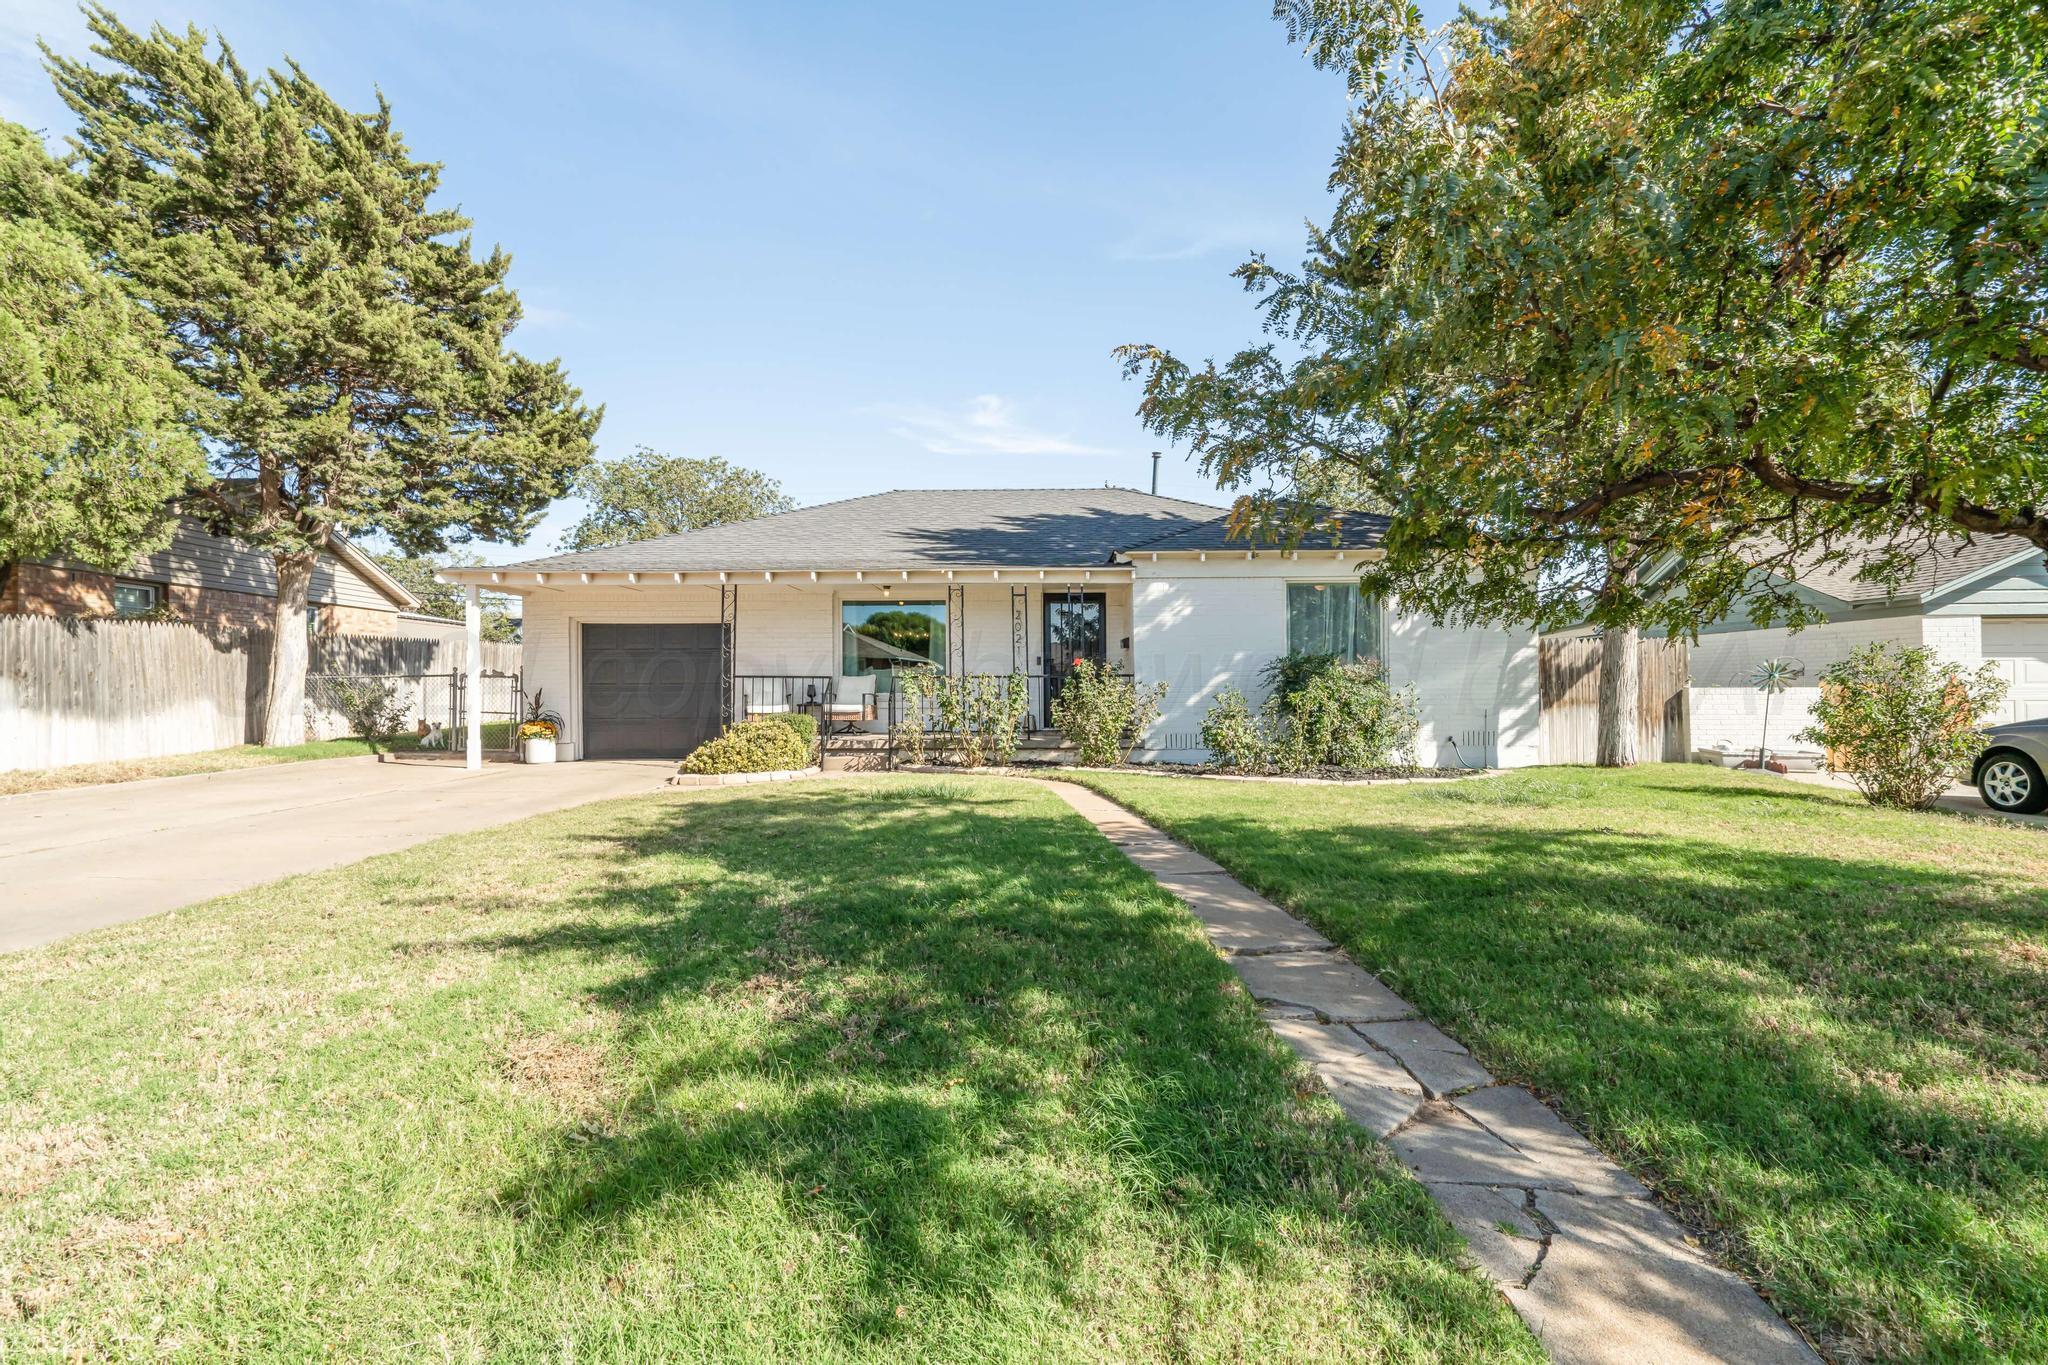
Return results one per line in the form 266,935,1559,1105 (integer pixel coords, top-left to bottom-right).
1749,657,1801,770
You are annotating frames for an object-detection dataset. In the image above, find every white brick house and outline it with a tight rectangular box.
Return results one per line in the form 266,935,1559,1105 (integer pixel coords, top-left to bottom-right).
437,488,1540,767
1681,536,2048,754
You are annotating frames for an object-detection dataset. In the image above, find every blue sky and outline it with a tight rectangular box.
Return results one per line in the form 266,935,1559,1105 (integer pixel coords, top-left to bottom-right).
4,1,1435,557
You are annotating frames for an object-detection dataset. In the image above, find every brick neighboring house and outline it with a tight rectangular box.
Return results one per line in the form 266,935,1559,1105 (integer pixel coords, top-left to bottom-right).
0,516,423,636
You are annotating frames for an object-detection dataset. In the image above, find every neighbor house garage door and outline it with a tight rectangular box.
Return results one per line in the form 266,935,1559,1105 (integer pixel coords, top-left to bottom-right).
1984,618,2048,725
580,624,721,759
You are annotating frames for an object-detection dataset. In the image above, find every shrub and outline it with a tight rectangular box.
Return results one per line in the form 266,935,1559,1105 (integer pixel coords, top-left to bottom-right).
934,672,1031,767
1200,686,1270,770
1279,659,1420,770
1050,660,1166,767
678,718,812,775
321,676,411,742
763,711,818,748
891,668,1029,767
891,667,939,766
1798,643,2006,808
1256,655,1420,772
1258,652,1342,714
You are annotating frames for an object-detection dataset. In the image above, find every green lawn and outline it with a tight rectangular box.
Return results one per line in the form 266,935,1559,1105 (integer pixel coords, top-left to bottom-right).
0,724,521,797
0,737,417,796
0,776,1534,1361
1071,764,2048,1362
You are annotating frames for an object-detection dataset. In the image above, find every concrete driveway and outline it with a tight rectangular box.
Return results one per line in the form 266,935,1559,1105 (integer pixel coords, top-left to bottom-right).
1781,768,2048,828
0,757,672,952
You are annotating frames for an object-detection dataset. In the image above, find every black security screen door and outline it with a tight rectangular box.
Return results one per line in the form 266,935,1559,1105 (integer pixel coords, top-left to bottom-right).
1043,592,1106,725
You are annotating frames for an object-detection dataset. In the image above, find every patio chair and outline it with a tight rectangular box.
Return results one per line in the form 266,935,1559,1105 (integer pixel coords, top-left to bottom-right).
822,674,877,733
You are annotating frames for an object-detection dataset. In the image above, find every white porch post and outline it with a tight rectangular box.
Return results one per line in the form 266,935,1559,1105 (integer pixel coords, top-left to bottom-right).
465,583,482,770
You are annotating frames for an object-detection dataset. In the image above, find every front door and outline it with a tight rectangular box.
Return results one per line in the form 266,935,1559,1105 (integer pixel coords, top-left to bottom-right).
1043,592,1106,727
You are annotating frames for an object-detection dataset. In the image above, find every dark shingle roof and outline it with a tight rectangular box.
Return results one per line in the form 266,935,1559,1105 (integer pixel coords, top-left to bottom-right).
499,488,1227,572
1779,534,2037,605
1124,506,1391,554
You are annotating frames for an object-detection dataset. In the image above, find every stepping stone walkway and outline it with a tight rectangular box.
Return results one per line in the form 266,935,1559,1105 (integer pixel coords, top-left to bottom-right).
1042,781,1819,1365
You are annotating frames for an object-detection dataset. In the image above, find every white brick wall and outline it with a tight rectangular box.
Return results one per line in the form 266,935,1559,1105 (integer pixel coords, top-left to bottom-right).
1686,613,1979,754
956,584,1136,675
518,582,1139,758
519,584,718,759
1128,557,1540,767
518,568,1540,767
1919,614,1983,668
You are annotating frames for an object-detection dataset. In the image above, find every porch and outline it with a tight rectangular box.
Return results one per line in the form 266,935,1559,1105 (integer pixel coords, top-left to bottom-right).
510,573,1136,762
730,579,1133,765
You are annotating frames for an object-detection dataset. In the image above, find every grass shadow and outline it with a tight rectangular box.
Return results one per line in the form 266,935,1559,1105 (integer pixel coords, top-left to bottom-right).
1078,769,2048,1361
441,779,1523,1356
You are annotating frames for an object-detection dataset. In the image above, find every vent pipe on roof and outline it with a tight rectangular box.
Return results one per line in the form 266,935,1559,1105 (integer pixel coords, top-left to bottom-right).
1150,451,1161,495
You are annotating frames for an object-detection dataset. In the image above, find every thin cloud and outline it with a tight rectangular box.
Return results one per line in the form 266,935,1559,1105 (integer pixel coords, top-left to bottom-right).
878,395,1111,457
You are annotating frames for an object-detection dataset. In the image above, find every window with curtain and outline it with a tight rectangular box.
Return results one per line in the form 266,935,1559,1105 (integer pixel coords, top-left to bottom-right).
1285,582,1382,663
841,601,947,685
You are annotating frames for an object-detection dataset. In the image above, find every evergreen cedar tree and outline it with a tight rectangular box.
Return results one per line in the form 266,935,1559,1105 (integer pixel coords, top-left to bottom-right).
1122,0,2047,763
46,7,600,742
0,118,206,570
560,448,796,552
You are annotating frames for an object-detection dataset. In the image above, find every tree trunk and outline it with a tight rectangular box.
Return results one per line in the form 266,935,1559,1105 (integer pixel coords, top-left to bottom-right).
1596,622,1640,768
261,551,316,747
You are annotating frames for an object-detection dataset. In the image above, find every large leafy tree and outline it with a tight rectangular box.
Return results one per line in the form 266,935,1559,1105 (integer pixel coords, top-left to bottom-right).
0,118,204,572
47,8,600,743
560,447,794,552
1123,0,2048,764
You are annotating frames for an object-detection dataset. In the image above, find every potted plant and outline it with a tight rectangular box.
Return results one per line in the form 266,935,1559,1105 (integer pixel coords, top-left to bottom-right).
519,690,563,764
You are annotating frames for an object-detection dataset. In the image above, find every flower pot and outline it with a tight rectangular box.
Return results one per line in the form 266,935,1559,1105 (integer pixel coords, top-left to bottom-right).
522,737,558,764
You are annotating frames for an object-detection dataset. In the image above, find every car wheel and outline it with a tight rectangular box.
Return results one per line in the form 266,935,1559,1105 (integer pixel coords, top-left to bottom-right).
1979,751,2048,815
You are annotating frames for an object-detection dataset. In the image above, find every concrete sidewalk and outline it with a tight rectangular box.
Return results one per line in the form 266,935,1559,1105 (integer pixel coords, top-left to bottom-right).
1041,779,1821,1365
0,757,671,952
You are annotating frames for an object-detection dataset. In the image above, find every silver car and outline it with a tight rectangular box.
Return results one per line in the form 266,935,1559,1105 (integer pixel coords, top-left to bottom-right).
1973,719,2048,814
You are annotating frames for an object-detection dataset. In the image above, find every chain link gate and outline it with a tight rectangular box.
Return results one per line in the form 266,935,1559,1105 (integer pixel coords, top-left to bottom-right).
304,668,524,756
451,669,523,756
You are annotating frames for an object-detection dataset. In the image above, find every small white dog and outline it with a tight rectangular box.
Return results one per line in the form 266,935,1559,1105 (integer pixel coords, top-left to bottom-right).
418,721,447,749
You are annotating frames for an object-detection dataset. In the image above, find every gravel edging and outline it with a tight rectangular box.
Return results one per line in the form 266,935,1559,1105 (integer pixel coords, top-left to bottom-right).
667,764,823,788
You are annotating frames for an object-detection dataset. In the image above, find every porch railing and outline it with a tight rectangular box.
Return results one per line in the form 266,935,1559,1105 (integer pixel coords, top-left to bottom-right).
731,671,1134,761
885,672,1136,738
733,674,836,722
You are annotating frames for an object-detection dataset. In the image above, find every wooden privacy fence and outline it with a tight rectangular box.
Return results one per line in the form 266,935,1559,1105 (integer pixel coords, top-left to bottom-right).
0,614,520,773
0,616,258,772
1539,634,1690,764
310,633,520,677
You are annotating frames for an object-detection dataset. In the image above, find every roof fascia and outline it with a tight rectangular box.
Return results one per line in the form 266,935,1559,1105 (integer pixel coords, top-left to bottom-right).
1124,546,1383,562
434,564,1138,589
327,532,418,611
1917,546,2040,607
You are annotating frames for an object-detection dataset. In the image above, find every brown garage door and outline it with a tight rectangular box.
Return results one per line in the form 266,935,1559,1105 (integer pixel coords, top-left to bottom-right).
580,624,721,759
